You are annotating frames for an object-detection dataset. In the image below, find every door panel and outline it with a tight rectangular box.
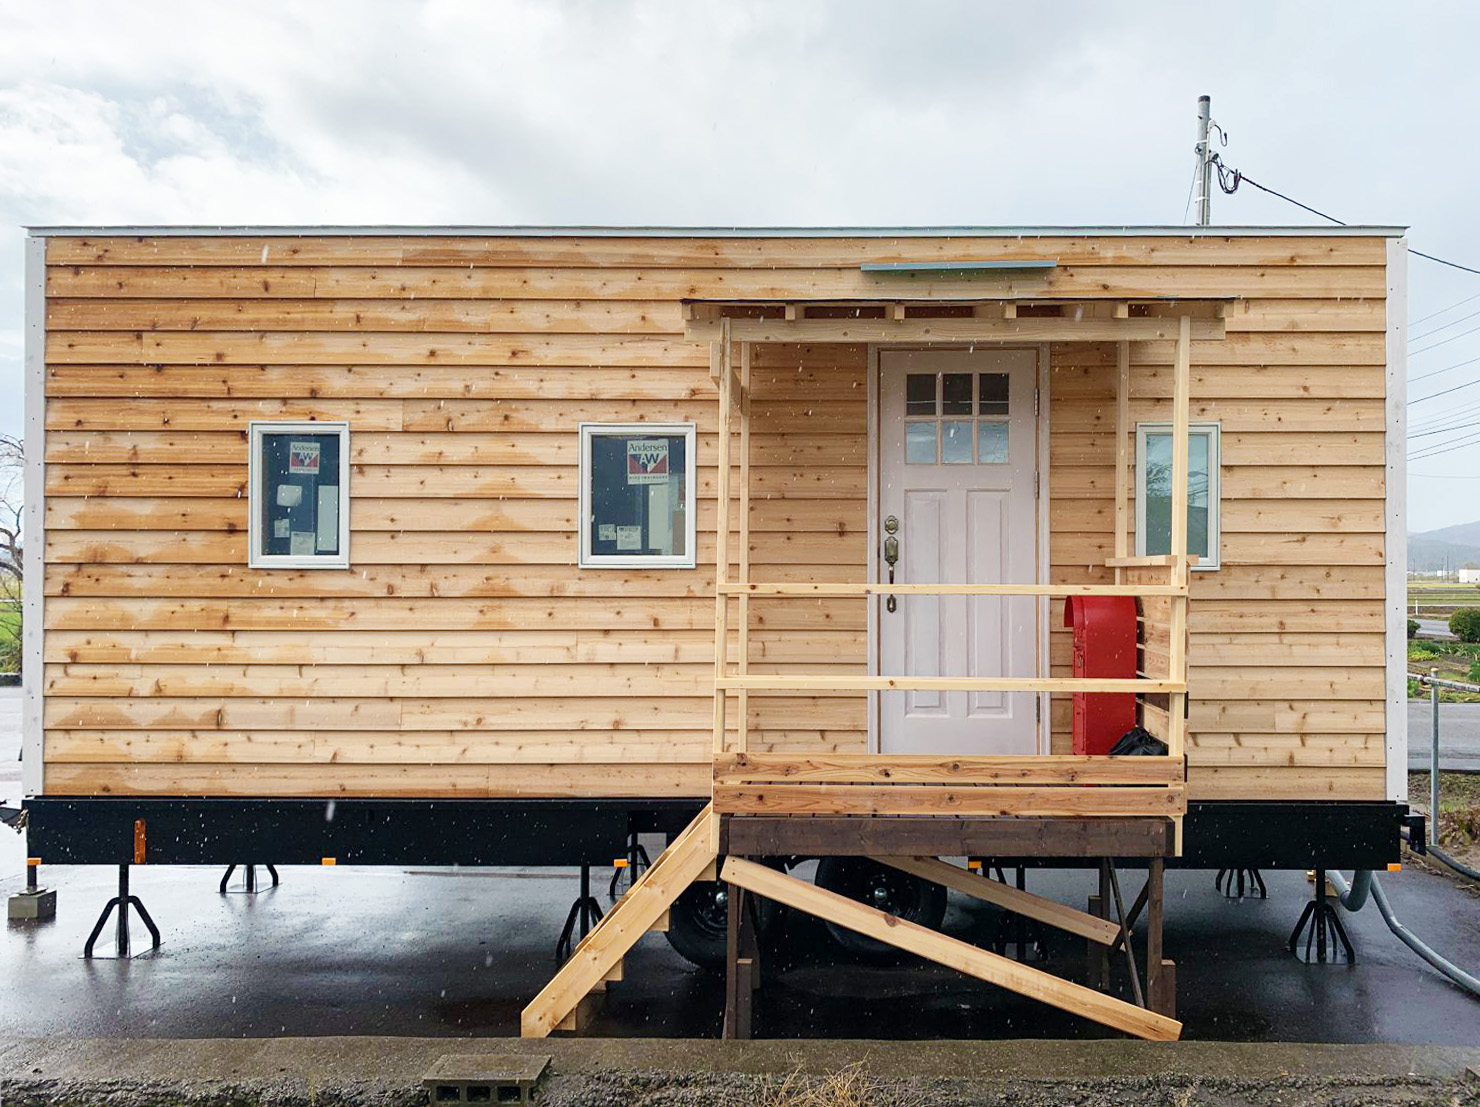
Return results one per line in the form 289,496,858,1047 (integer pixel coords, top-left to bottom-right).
878,348,1040,755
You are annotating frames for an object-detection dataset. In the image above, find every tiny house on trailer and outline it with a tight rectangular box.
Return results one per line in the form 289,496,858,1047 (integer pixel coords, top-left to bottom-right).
20,225,1415,1038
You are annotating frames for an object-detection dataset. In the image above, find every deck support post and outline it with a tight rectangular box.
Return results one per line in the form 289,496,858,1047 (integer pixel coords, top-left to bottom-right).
722,869,758,1041
1146,857,1175,1017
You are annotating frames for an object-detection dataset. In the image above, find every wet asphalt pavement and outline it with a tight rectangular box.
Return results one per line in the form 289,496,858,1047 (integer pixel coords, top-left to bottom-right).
3,686,1480,1044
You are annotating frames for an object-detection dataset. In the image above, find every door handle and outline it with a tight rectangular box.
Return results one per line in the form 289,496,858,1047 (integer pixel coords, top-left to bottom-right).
883,516,899,613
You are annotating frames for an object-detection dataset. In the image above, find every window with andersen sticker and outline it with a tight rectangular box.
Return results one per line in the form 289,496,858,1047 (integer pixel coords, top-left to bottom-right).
579,423,696,568
248,422,351,569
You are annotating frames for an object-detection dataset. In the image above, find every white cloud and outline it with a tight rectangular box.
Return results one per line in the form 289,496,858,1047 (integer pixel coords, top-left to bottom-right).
0,0,1478,527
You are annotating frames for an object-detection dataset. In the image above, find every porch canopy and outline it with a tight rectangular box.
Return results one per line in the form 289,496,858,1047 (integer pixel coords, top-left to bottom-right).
683,294,1230,830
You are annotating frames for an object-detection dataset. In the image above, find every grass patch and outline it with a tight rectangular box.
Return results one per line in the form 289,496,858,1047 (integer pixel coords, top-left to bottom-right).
0,602,18,675
1408,771,1480,869
1407,640,1480,700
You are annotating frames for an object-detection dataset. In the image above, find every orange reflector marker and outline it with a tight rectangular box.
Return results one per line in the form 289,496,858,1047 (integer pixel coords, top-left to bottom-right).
133,818,146,864
966,860,982,871
321,857,337,866
27,857,40,867
1388,863,1402,872
613,858,629,869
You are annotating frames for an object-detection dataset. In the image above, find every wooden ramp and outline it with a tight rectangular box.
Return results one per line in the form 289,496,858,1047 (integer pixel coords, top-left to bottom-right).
521,805,717,1038
722,856,1182,1042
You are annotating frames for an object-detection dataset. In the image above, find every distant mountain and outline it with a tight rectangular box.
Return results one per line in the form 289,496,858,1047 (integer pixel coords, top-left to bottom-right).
1410,520,1480,571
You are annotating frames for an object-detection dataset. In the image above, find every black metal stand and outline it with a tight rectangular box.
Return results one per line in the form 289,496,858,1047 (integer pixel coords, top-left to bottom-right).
84,864,161,958
985,864,1048,962
608,833,652,899
219,864,280,894
555,865,605,963
1288,869,1355,964
1216,867,1267,899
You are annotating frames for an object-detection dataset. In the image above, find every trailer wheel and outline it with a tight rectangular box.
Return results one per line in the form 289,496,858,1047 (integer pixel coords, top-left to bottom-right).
664,864,783,970
813,857,946,959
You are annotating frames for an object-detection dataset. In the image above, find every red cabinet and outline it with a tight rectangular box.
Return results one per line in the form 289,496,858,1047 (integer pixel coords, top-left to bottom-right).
1063,596,1138,755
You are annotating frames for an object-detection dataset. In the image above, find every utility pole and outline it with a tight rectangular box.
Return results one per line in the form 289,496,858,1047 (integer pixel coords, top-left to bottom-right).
1194,95,1213,226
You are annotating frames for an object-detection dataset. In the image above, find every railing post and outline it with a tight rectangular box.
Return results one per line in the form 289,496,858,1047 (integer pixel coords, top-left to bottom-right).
1430,666,1440,838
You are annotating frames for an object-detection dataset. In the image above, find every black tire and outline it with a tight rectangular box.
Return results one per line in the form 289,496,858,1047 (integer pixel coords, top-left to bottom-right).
664,864,785,970
664,878,732,969
813,857,946,959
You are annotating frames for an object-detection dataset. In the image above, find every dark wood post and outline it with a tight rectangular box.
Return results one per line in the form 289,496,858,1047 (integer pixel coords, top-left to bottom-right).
1146,856,1175,1017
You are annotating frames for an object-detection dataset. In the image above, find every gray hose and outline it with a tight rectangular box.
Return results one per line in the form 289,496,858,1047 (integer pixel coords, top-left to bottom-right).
1328,870,1480,998
1428,844,1480,884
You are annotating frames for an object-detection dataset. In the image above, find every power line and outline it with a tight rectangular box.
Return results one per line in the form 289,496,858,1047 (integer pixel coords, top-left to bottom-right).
1410,306,1480,343
1410,321,1480,357
1211,154,1480,275
1410,352,1480,385
1412,291,1480,328
1409,377,1480,406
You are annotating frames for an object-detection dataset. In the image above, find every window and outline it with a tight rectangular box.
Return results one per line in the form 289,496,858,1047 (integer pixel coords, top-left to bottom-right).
1135,422,1220,570
904,371,1011,465
248,422,350,569
579,423,696,568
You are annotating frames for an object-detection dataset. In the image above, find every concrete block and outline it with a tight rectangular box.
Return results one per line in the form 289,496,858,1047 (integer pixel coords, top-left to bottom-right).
424,1054,550,1106
8,888,57,921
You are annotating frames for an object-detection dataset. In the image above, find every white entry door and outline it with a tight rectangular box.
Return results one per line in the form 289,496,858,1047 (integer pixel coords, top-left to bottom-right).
877,348,1040,755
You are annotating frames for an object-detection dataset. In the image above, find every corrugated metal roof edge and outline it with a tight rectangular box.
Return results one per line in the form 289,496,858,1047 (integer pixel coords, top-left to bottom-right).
24,224,1407,238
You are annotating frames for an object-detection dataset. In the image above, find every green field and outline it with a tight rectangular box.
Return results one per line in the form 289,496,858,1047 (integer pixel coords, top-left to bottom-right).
1408,582,1480,614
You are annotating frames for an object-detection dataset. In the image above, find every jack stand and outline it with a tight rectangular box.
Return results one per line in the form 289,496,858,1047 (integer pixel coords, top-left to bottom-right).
555,865,604,964
84,864,161,958
1288,868,1354,964
8,858,57,921
608,833,652,900
219,864,280,894
984,864,1048,962
1215,868,1267,899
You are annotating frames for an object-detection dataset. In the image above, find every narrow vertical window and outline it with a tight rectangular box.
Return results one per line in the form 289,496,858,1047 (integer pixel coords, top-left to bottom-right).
579,423,697,568
1135,422,1220,570
248,422,351,569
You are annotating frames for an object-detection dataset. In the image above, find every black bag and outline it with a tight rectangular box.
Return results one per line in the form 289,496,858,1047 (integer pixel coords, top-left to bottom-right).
1109,726,1168,757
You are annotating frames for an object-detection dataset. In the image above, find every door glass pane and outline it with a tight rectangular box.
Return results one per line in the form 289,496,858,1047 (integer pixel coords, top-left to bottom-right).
906,422,937,464
942,373,973,414
941,420,973,463
977,421,1009,464
979,373,1010,415
906,374,937,416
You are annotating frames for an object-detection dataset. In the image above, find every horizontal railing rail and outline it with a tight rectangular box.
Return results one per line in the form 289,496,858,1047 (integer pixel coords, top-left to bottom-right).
716,581,1186,597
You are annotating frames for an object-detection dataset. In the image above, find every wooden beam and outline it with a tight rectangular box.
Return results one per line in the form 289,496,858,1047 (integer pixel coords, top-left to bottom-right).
737,341,751,756
717,582,1185,597
715,675,1186,694
686,317,1224,344
711,320,732,758
521,805,718,1038
1114,340,1131,571
721,858,1181,1041
714,752,1184,786
713,784,1186,818
873,856,1122,946
721,815,1175,858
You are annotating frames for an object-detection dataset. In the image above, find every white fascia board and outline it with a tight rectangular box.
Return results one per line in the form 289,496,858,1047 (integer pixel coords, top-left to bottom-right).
1385,237,1409,803
21,235,46,797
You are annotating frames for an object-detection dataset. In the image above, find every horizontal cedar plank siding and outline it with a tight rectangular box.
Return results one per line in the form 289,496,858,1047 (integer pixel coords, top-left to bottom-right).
41,232,1388,802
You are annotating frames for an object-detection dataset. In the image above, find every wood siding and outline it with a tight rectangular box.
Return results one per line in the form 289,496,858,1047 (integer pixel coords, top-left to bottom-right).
39,233,1390,801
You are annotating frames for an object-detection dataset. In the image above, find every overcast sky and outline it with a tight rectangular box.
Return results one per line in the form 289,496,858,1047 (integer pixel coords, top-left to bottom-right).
2,1,1477,531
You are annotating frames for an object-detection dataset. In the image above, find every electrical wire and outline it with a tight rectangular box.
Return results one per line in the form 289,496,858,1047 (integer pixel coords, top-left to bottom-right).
1409,378,1480,406
1409,306,1480,344
1412,291,1480,328
1211,153,1480,276
1410,322,1480,357
1410,353,1480,386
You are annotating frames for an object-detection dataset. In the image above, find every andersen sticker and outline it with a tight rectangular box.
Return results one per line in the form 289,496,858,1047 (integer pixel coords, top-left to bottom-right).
626,438,669,485
287,440,321,475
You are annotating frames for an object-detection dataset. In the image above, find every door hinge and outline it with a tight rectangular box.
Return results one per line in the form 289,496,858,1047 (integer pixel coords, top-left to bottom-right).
1034,471,1040,499
1036,698,1042,722
1033,386,1040,417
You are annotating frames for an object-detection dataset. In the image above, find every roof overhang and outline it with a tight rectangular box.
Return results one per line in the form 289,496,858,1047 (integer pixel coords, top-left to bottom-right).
23,224,1408,238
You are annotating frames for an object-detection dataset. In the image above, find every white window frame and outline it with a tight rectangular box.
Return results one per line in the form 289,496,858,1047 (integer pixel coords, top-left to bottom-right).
248,421,351,570
1135,421,1221,571
578,422,697,569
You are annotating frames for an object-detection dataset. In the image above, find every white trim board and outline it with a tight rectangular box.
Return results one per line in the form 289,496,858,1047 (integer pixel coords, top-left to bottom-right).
1384,238,1409,803
21,235,46,797
25,224,1409,239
